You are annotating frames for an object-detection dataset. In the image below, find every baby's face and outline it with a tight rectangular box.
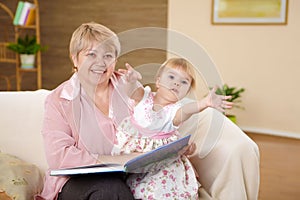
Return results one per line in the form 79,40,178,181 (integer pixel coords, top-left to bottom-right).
157,67,192,101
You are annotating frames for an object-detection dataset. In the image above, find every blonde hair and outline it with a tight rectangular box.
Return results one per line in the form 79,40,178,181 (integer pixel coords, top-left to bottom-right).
156,58,197,91
69,22,120,60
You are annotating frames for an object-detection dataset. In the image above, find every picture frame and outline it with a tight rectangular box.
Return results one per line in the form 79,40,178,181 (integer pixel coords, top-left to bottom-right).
212,0,288,25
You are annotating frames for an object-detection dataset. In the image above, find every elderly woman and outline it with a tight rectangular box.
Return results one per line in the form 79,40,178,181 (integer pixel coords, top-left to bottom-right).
37,22,135,200
37,22,259,200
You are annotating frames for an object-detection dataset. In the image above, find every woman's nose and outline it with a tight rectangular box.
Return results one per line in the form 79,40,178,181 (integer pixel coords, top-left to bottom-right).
95,55,106,65
100,59,106,65
174,82,179,86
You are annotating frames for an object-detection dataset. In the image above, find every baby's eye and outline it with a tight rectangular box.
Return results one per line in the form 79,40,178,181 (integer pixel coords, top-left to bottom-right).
168,75,174,80
181,80,189,85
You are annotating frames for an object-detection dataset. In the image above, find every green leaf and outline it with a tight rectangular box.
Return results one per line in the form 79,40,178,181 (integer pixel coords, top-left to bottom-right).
6,35,47,54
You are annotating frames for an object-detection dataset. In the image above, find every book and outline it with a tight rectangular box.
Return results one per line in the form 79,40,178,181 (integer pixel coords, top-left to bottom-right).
24,7,36,26
18,1,34,25
13,1,24,25
50,134,191,176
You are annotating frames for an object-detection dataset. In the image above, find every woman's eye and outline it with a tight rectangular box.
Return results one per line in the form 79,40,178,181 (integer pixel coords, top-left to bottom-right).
87,52,96,57
103,53,114,59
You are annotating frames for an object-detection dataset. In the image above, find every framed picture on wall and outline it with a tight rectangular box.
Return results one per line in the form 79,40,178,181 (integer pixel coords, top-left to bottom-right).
212,0,288,25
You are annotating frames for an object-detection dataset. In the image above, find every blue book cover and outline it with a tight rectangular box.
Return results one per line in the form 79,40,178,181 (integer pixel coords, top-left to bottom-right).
50,134,191,176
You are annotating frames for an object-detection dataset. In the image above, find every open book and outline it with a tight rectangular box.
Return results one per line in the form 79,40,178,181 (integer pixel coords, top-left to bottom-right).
50,134,191,176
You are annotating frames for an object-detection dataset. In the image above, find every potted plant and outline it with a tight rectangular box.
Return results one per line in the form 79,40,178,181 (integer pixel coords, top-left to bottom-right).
215,84,245,123
7,35,47,69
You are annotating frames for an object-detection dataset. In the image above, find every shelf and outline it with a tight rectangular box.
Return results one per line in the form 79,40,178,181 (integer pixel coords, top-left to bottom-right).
16,25,37,29
15,0,41,91
1,0,42,91
0,58,17,63
18,68,38,72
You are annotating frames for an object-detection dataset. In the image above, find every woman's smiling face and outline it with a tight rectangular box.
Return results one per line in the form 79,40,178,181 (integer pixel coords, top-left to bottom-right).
74,42,117,87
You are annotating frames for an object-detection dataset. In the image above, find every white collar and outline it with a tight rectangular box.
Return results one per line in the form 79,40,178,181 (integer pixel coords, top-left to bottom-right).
60,73,80,101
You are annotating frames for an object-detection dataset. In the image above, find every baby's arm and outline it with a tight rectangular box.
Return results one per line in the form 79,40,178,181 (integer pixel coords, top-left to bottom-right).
173,87,233,126
118,63,144,104
173,101,200,126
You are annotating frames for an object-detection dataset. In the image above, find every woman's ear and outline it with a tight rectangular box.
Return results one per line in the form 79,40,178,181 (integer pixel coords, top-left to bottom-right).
71,55,79,72
71,54,78,67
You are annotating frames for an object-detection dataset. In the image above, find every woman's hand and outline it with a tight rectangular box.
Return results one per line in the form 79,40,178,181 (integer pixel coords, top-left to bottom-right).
178,142,196,157
184,142,196,156
118,63,142,83
203,86,233,113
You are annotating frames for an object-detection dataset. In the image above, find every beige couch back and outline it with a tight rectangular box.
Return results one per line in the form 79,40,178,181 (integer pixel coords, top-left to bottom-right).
0,89,51,171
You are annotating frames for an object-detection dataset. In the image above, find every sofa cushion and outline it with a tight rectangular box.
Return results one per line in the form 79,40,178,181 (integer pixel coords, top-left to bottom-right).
0,152,43,200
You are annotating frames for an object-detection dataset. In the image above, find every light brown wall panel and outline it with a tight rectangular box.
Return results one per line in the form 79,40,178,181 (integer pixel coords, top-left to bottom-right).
0,0,167,90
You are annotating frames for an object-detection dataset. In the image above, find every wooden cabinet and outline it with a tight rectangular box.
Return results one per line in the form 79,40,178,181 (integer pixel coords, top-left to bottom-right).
0,0,42,91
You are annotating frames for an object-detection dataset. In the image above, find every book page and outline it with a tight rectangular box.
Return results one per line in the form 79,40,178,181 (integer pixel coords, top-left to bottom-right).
50,163,124,176
97,152,143,166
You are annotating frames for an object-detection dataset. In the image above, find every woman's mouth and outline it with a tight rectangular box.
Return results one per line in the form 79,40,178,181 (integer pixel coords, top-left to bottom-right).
91,69,107,74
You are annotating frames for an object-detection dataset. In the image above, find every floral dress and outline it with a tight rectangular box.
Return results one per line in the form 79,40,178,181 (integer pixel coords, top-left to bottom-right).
112,87,199,200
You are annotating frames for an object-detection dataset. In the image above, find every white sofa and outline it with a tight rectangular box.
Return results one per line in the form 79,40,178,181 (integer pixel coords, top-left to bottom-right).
0,89,50,200
0,89,259,200
1,89,50,172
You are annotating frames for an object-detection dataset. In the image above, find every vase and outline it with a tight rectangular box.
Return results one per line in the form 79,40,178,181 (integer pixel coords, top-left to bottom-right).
20,54,35,69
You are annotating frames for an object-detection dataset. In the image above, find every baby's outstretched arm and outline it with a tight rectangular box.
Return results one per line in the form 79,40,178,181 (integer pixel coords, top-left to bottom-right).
201,86,233,112
118,63,144,104
173,87,233,126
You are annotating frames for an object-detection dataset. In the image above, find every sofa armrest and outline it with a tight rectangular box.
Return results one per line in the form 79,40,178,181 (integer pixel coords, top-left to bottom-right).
179,107,260,200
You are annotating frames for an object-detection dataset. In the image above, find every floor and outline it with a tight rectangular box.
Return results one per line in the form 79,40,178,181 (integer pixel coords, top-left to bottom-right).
246,132,300,200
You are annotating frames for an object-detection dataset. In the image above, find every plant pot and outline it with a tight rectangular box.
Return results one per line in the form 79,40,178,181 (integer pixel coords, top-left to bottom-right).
226,114,237,124
20,54,35,69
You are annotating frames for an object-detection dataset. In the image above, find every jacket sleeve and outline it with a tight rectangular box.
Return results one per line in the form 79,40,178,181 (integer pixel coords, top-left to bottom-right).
41,92,96,169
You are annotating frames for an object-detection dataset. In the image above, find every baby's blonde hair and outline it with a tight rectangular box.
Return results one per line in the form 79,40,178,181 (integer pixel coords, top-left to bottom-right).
69,22,120,60
156,58,197,91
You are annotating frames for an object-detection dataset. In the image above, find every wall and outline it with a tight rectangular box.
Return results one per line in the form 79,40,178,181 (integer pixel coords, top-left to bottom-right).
168,0,300,137
0,0,167,90
2,0,298,136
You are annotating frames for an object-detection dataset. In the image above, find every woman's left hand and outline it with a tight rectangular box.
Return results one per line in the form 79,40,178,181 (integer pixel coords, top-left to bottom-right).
180,142,196,157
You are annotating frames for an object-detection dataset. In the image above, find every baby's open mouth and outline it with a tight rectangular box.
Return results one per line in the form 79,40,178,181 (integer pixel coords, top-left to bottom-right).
171,88,178,93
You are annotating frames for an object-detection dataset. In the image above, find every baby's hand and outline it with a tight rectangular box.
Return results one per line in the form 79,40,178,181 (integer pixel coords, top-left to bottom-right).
205,86,233,113
118,63,142,83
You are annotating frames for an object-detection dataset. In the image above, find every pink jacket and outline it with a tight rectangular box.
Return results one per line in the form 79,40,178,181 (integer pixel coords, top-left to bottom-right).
36,73,121,200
